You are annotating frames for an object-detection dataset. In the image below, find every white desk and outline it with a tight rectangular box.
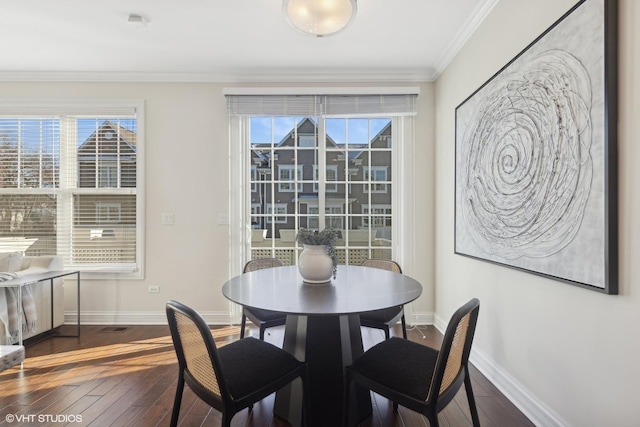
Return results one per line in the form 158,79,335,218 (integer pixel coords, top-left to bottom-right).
0,270,80,346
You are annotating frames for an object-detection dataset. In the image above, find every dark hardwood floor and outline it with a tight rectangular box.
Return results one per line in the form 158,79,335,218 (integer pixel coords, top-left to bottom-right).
0,323,533,427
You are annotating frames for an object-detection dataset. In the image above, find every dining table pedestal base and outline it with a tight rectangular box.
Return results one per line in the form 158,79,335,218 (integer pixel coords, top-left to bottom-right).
274,314,372,427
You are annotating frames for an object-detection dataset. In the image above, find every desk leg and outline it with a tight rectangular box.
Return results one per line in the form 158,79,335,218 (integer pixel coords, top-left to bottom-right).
17,286,23,347
75,272,80,336
274,314,372,427
51,272,80,338
50,278,54,336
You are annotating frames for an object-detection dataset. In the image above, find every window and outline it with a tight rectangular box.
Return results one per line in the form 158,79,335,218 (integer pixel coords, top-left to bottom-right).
98,162,118,188
250,165,258,192
226,90,417,271
246,115,395,265
363,167,388,193
0,101,144,275
363,205,392,227
299,135,315,147
278,165,303,192
314,165,338,192
267,204,288,223
96,202,122,224
308,204,344,230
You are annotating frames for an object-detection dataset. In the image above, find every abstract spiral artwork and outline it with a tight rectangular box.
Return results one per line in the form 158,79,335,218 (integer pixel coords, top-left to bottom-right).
455,0,617,293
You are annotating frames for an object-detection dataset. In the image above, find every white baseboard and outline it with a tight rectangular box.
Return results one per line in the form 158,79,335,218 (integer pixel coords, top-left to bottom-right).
68,311,435,327
470,349,566,427
64,311,233,326
407,311,434,325
434,315,566,427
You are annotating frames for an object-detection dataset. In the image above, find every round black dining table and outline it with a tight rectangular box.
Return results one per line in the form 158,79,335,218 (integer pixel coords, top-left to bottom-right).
222,264,423,427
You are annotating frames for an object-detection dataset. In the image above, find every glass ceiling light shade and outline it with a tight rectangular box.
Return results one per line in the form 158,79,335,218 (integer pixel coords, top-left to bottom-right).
283,0,357,37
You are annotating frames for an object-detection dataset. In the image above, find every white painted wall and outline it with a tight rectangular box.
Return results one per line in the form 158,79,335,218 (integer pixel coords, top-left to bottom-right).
435,0,639,425
0,81,436,325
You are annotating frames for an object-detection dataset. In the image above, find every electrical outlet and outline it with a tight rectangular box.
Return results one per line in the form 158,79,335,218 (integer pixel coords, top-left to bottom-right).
148,285,160,293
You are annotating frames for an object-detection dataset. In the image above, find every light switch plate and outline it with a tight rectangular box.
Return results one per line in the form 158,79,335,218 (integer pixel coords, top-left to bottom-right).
162,213,174,225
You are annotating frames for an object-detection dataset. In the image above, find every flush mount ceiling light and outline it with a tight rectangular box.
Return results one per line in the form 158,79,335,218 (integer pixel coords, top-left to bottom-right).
283,0,357,37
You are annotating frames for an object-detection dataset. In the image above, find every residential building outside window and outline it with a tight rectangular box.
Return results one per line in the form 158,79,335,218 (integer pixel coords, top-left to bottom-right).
0,101,144,275
248,115,395,265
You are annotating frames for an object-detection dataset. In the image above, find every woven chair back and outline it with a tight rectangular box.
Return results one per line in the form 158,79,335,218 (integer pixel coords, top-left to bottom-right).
244,258,284,273
171,309,222,399
361,259,402,273
424,299,479,403
439,311,471,395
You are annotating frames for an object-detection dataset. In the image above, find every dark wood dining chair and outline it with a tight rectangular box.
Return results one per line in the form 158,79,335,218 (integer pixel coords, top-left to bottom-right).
359,258,407,339
166,300,309,427
240,258,287,340
344,298,481,427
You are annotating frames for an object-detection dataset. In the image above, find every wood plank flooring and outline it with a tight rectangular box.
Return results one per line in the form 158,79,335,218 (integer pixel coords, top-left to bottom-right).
0,324,533,427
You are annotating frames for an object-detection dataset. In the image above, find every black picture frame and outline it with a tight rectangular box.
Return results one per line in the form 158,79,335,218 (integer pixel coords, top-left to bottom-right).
454,0,618,294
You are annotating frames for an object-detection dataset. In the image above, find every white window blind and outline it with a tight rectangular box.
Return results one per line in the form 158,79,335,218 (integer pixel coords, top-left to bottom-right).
225,89,419,117
0,101,142,275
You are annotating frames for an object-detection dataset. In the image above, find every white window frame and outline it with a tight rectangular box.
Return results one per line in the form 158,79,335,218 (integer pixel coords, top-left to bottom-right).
0,99,145,279
227,88,417,275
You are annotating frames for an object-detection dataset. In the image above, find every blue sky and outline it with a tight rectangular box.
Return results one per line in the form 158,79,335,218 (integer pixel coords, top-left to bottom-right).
250,117,391,145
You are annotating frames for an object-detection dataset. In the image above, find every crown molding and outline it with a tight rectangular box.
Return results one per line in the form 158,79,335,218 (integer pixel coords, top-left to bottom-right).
432,0,500,79
0,67,436,84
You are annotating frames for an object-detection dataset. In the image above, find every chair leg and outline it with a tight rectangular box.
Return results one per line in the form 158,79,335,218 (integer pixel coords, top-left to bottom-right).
464,368,481,427
400,314,407,339
170,372,185,427
259,324,266,340
240,314,247,338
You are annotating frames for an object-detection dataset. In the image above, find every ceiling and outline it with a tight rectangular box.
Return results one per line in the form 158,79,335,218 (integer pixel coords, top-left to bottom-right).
0,0,498,82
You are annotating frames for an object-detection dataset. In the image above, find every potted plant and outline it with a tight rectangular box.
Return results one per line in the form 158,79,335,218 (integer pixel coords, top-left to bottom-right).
296,228,339,283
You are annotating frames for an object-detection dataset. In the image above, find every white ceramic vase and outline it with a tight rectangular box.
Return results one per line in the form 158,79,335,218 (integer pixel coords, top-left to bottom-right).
298,244,333,284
